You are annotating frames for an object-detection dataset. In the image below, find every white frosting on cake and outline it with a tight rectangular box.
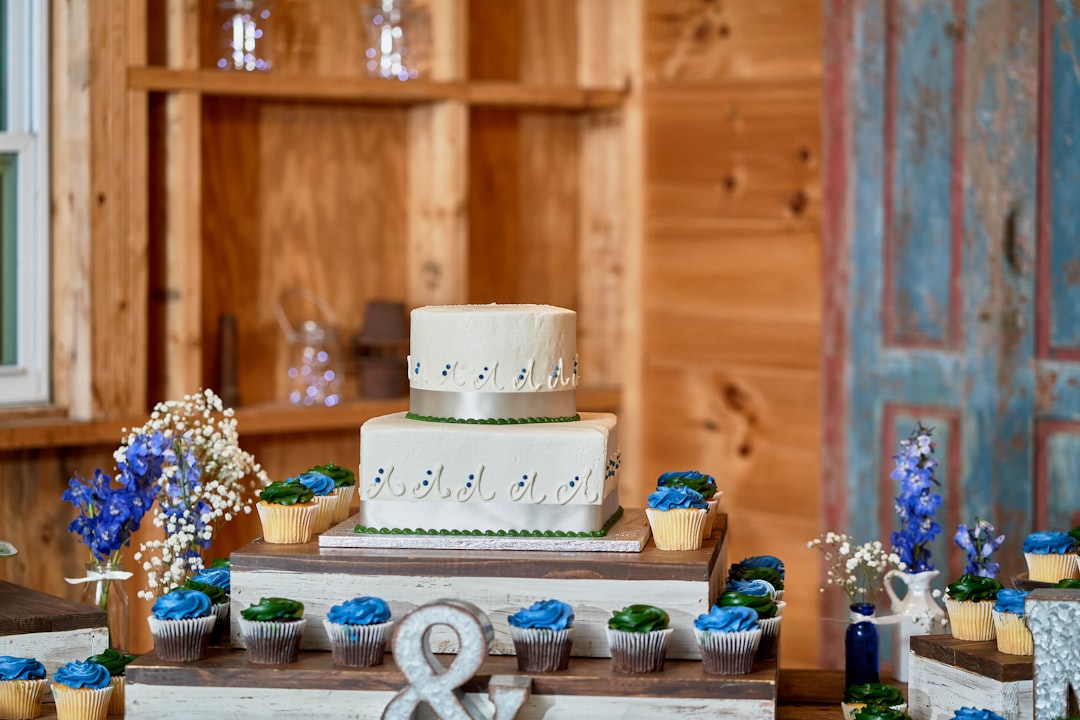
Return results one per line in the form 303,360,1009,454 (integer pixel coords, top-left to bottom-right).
359,303,620,536
408,304,578,420
359,412,620,533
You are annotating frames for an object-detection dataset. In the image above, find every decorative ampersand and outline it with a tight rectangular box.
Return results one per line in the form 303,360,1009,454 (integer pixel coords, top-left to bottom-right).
382,600,529,720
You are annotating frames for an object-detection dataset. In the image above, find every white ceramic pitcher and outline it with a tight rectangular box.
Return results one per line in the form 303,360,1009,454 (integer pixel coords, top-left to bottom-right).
884,568,947,683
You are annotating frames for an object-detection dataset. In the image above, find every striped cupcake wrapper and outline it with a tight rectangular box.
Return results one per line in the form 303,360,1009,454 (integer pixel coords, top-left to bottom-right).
509,626,574,672
606,627,674,674
148,614,216,662
50,684,113,720
322,619,390,668
0,678,47,720
240,617,307,664
696,628,762,675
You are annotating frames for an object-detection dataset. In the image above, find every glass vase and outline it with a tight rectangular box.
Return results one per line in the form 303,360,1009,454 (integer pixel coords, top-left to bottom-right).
80,561,131,652
845,602,880,687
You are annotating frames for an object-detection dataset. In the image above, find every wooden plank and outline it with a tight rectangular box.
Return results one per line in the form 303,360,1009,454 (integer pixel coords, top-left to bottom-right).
909,634,1033,683
161,0,202,399
908,650,1032,720
234,514,725,582
88,1,148,416
127,649,776,699
0,581,106,635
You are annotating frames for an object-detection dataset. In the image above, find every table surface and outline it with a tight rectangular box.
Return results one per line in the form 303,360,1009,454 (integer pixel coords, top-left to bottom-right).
31,669,873,718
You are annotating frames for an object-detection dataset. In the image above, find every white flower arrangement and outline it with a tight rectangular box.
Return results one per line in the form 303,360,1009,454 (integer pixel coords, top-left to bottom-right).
807,531,905,606
119,389,269,600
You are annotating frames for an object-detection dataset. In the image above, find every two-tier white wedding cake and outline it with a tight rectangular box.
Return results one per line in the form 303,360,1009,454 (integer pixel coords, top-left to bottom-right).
357,304,621,535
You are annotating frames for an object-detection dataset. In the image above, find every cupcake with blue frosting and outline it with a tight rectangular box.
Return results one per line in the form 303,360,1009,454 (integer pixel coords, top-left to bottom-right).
508,599,575,672
148,588,216,662
84,648,136,717
290,471,337,533
657,471,722,536
190,559,231,645
322,596,392,668
729,555,786,601
992,588,1032,655
1023,531,1079,583
310,462,357,523
50,661,113,720
646,485,709,551
694,605,761,675
948,709,1007,720
0,655,47,720
717,586,782,660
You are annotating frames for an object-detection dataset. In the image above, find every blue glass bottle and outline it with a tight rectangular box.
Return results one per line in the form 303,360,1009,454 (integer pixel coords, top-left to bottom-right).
845,602,880,687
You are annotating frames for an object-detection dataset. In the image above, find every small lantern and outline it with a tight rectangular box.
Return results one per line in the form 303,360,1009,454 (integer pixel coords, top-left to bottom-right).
352,300,409,399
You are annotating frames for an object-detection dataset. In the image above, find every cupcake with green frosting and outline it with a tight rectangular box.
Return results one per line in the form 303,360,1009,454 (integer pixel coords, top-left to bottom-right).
606,604,673,674
1054,578,1080,589
239,597,307,664
841,682,907,720
718,589,782,661
85,648,136,716
310,461,356,523
851,706,912,720
256,481,317,544
190,560,232,645
728,556,786,601
945,573,1002,641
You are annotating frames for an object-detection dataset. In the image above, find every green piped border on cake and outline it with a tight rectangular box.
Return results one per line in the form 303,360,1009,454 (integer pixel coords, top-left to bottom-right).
405,412,581,424
354,506,624,538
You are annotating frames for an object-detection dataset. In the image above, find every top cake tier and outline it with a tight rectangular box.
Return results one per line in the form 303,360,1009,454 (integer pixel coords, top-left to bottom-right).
407,304,579,422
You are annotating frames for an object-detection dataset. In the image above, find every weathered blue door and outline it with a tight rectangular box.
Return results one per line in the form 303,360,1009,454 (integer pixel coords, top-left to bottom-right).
823,0,1080,662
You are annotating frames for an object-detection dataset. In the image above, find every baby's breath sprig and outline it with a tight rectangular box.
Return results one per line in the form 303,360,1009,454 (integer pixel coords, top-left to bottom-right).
122,389,269,600
808,531,905,605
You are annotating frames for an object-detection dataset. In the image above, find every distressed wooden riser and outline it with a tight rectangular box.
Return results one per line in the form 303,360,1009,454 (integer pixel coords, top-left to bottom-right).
0,627,109,679
230,516,729,660
908,635,1033,720
125,649,778,720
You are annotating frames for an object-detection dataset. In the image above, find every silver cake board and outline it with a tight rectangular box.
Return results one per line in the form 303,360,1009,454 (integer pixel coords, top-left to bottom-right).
318,507,651,552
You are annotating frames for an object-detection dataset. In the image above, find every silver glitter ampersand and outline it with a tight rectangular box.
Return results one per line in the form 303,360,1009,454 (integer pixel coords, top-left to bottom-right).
382,599,529,720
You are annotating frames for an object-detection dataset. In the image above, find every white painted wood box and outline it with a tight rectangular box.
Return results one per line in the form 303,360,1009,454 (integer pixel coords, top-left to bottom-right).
229,510,729,661
908,634,1033,720
125,648,778,720
0,581,109,685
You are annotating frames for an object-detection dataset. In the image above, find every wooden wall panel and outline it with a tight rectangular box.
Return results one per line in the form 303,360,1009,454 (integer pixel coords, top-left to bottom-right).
642,0,822,668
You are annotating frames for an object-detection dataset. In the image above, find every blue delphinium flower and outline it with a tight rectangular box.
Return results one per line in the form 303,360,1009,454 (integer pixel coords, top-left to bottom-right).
954,518,1005,578
889,425,942,573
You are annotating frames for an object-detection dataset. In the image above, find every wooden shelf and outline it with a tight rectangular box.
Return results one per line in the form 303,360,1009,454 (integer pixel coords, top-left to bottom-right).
127,67,627,111
0,387,621,451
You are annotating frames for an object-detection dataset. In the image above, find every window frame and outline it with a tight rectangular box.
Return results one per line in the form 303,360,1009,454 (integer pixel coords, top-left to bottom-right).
0,0,49,406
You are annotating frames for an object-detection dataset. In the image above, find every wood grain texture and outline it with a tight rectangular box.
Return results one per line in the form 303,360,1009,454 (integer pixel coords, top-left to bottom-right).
0,581,106,635
640,0,821,670
909,634,1033,682
909,650,1033,720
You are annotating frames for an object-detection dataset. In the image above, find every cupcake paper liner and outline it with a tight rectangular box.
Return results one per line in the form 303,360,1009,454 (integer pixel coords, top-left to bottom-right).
209,602,231,646
993,610,1034,656
703,500,718,538
148,614,216,662
322,618,390,668
1025,552,1080,583
841,702,908,720
756,615,783,661
240,617,307,664
946,598,996,641
256,501,317,545
0,678,47,720
645,507,707,551
606,627,674,674
311,495,336,534
50,684,113,720
107,676,125,717
695,628,762,676
509,626,574,673
330,485,357,523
